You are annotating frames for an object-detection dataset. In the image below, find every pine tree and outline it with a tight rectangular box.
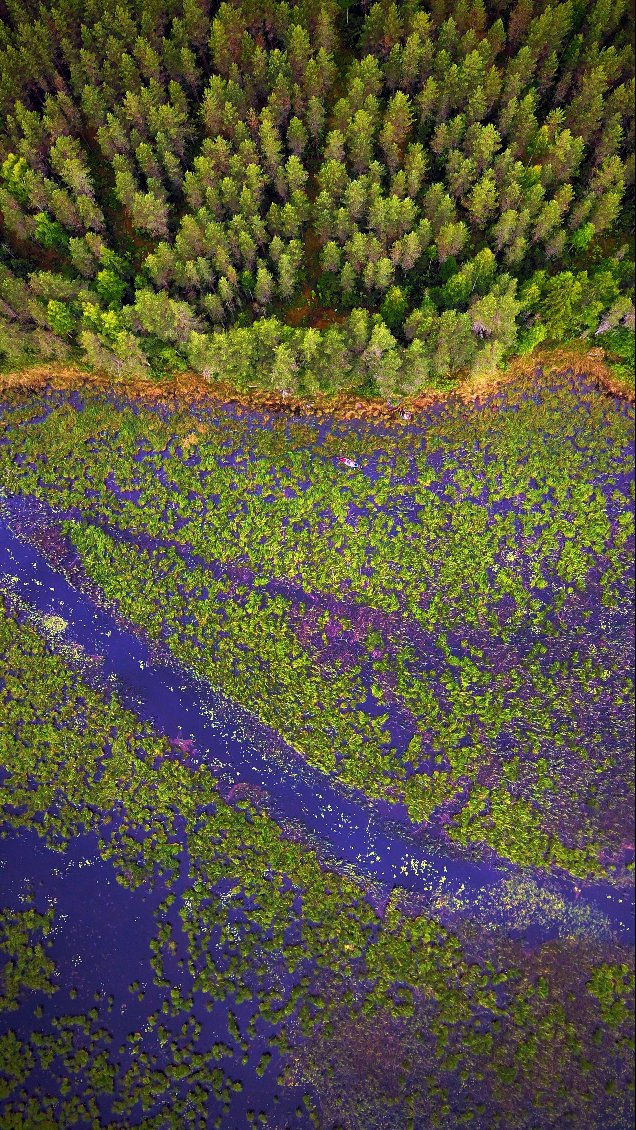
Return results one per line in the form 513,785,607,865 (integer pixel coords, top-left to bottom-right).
427,309,477,377
518,170,545,221
302,50,335,102
142,242,175,289
347,110,376,176
305,96,326,143
436,220,468,262
216,275,235,310
374,257,394,292
270,342,299,394
49,136,95,198
379,92,414,174
397,28,428,92
465,171,498,229
594,114,624,166
589,188,624,235
380,285,408,329
79,327,150,380
259,111,284,177
287,116,308,156
136,141,161,181
287,24,312,85
321,241,341,274
546,128,585,183
431,114,467,159
535,271,587,340
268,70,294,131
254,262,274,307
157,136,183,191
275,202,298,239
362,321,401,397
347,308,370,353
313,190,335,246
68,235,99,278
492,208,518,253
403,142,428,198
359,2,404,59
130,191,169,238
133,289,200,343
317,159,349,200
340,261,357,301
277,254,297,300
414,75,439,132
397,229,424,271
422,183,456,232
499,92,538,157
565,63,609,144
362,260,376,293
469,280,520,350
314,326,351,392
445,150,477,200
464,122,502,175
532,187,571,247
284,155,308,196
508,0,535,49
343,178,368,221
504,235,528,267
200,293,226,324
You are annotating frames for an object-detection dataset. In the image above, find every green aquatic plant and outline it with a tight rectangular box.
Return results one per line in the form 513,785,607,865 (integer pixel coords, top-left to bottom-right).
0,371,633,881
0,579,633,1127
0,901,57,1013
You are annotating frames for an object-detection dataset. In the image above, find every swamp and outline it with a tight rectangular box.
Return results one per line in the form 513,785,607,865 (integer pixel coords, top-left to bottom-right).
0,366,634,1129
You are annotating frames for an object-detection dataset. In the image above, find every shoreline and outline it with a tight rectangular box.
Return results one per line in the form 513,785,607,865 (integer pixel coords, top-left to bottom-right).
0,346,633,420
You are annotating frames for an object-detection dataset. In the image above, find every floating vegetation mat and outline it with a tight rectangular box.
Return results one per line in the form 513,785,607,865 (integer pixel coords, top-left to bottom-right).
0,368,634,1128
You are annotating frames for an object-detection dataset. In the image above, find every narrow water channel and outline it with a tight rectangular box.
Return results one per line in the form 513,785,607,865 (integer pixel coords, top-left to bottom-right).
1,504,632,944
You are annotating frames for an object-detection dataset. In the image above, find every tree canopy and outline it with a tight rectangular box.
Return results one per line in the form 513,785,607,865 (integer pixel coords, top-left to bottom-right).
0,0,633,395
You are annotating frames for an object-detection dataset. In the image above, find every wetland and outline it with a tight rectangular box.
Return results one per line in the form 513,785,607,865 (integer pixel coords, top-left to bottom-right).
0,366,634,1129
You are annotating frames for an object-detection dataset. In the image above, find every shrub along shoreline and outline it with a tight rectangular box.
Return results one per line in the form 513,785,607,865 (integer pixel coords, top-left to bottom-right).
0,344,633,424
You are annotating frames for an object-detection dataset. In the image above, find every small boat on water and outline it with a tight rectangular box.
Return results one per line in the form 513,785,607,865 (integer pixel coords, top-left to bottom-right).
338,456,359,469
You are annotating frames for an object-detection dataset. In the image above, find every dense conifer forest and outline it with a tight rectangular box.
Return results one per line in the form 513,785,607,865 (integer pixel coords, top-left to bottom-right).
0,0,634,396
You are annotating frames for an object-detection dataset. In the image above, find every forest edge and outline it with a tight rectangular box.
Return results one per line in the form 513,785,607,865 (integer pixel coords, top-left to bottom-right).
1,345,633,424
